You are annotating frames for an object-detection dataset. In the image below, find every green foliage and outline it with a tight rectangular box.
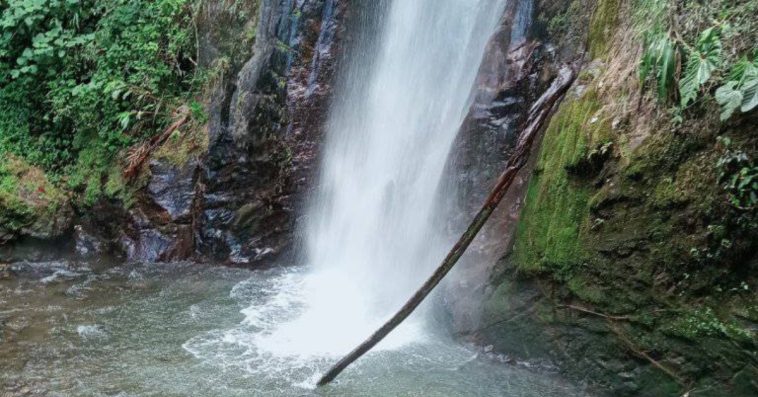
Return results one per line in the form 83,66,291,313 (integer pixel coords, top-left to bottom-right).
636,0,674,100
679,27,723,107
640,33,677,100
662,307,752,342
639,27,724,107
715,56,758,120
0,0,203,205
716,137,758,210
635,1,758,121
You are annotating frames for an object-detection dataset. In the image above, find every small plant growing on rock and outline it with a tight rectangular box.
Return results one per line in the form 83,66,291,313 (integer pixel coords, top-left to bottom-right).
716,137,757,210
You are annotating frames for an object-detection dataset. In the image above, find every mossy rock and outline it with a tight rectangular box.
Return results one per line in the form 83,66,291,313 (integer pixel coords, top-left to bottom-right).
0,155,72,241
588,0,620,58
152,123,209,168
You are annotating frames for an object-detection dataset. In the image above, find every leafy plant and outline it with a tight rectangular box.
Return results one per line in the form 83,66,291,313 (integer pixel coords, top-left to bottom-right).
640,32,677,100
0,0,204,204
679,27,723,107
715,56,758,120
716,137,757,210
636,0,758,122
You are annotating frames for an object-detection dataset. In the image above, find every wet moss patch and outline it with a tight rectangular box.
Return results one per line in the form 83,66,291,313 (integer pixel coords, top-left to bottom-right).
512,88,611,274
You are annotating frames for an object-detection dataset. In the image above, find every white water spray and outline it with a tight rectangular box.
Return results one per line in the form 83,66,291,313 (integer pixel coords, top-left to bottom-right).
277,0,507,356
190,0,509,370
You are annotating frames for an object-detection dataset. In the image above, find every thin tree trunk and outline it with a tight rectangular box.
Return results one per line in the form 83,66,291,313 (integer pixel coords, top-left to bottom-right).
317,65,577,386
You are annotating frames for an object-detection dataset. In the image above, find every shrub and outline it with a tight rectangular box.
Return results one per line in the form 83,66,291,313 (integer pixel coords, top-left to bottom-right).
0,0,202,203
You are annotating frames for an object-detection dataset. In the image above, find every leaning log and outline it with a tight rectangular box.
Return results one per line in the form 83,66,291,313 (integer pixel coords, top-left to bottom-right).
317,65,577,386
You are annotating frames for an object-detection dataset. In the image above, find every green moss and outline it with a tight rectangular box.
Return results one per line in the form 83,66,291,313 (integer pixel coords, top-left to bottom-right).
661,307,753,343
567,274,605,303
513,89,609,273
0,155,69,238
651,177,683,208
543,0,584,40
153,122,209,167
588,0,620,58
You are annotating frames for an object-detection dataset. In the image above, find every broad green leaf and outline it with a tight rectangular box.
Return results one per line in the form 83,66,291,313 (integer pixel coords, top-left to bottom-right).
741,79,758,113
639,33,656,84
727,57,750,83
680,50,720,107
715,82,742,121
679,27,722,107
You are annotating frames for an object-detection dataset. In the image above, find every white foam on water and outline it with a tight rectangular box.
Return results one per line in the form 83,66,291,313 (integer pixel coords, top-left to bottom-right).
243,268,426,358
77,324,107,340
184,0,508,387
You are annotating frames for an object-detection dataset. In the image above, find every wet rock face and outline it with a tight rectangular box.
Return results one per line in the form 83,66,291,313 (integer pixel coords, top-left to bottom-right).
441,0,558,334
147,158,200,222
51,0,348,266
73,225,103,258
193,0,348,265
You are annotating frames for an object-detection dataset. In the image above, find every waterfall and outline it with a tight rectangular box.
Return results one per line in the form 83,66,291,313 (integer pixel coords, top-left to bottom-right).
235,0,508,362
292,0,508,354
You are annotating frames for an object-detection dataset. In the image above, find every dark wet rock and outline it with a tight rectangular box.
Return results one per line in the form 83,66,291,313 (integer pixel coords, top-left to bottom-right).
441,0,559,333
0,236,74,263
72,201,134,261
117,200,195,262
194,0,349,266
73,225,104,258
147,158,200,222
285,0,349,214
129,229,173,263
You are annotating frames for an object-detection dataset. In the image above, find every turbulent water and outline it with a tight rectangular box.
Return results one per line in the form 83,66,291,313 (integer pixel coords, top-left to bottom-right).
0,261,593,396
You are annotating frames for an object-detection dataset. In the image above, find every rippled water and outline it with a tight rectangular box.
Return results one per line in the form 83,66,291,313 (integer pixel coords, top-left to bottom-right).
0,261,593,396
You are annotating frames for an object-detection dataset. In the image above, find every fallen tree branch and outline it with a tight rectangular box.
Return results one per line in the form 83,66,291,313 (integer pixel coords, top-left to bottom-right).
608,323,688,387
316,66,577,386
558,304,634,321
124,105,190,180
559,302,688,386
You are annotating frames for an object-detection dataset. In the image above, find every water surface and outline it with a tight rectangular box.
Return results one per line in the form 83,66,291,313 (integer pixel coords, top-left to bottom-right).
1,261,592,396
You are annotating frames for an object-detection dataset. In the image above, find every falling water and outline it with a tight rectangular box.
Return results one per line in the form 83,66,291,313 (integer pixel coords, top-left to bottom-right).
290,0,508,353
